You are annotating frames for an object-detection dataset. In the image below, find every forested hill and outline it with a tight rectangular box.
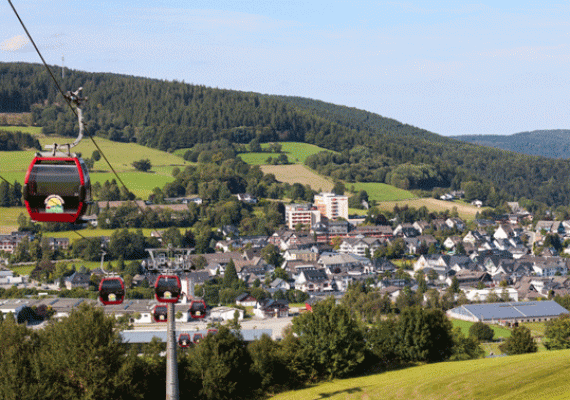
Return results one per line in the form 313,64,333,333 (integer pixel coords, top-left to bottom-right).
3,61,570,207
451,130,570,159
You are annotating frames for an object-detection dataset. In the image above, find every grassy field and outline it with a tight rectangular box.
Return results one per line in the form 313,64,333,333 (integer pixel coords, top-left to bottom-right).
261,164,335,192
42,228,164,240
0,132,186,198
10,265,35,276
376,198,481,221
451,319,512,339
0,207,26,234
350,182,416,202
176,141,334,165
0,125,42,135
272,349,570,400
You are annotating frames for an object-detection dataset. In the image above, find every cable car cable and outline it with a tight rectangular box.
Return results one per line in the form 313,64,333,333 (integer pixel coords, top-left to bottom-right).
8,0,129,196
8,0,163,238
0,175,14,186
73,230,87,240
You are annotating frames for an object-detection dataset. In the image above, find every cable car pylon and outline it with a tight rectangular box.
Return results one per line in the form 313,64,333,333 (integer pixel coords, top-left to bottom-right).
145,245,194,400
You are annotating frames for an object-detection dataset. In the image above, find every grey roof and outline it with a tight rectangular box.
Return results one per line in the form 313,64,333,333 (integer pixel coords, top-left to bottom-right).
449,301,569,321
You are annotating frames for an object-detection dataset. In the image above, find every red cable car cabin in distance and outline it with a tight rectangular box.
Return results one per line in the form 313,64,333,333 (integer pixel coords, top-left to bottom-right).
192,333,203,344
189,299,207,319
23,156,91,223
153,305,168,322
98,277,125,306
178,333,191,348
154,275,181,303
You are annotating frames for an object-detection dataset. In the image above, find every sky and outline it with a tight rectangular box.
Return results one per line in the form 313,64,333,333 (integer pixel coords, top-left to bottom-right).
1,0,570,136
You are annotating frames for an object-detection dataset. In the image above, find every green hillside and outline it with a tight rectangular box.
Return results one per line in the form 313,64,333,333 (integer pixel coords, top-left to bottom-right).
0,134,185,198
272,349,570,400
5,62,570,206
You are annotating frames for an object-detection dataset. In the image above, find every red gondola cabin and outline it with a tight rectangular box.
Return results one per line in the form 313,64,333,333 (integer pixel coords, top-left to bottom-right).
98,277,125,306
189,299,207,319
192,333,203,344
153,305,168,322
178,333,191,348
23,156,91,223
154,275,182,303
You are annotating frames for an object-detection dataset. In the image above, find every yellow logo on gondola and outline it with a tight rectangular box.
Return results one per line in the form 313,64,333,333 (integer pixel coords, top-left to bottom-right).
45,195,64,213
164,291,172,299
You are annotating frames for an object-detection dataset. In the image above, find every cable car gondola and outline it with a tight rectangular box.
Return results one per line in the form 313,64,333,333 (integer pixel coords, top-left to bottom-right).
154,275,182,303
189,299,207,319
98,276,125,306
153,305,168,322
207,328,218,336
192,333,203,344
23,156,91,223
178,333,192,348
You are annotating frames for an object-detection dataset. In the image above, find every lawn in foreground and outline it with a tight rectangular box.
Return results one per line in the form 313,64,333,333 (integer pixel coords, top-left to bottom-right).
271,349,570,400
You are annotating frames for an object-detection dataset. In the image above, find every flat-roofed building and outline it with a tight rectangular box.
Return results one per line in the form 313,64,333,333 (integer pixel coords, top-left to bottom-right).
314,192,348,221
447,300,569,324
285,203,321,229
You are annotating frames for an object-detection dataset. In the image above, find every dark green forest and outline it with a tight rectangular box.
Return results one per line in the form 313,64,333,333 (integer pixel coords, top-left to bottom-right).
0,130,40,151
3,62,570,206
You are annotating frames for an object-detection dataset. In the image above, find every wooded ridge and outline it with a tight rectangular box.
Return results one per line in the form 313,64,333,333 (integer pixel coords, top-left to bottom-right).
2,62,570,207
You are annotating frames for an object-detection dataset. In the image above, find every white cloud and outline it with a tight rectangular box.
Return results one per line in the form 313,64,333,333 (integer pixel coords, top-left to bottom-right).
0,34,29,51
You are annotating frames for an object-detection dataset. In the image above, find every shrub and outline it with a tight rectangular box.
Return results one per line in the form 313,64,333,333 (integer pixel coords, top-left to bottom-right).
469,321,495,342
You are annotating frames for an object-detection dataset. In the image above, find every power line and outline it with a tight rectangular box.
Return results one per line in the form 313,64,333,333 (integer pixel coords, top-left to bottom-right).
8,0,162,238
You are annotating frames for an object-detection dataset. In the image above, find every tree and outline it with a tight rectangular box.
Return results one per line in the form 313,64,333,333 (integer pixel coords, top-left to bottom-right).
162,226,183,247
450,327,484,361
468,321,494,342
0,315,42,399
291,297,365,380
248,333,288,393
132,158,152,172
38,303,139,399
332,181,345,195
449,276,460,294
260,244,283,267
188,326,252,400
544,314,570,350
249,138,262,152
91,150,101,162
395,306,454,363
500,325,537,355
223,259,238,288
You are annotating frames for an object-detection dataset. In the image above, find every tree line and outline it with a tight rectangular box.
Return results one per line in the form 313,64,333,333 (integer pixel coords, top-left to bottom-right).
0,298,486,400
0,129,40,151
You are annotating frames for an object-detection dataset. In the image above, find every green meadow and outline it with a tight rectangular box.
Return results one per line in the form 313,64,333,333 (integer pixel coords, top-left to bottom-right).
0,125,43,135
175,141,336,165
272,349,570,400
0,133,186,198
350,182,416,202
451,319,512,339
0,207,26,234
